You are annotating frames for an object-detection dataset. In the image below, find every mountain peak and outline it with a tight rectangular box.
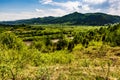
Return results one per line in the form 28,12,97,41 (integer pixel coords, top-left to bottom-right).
72,12,80,14
69,12,83,15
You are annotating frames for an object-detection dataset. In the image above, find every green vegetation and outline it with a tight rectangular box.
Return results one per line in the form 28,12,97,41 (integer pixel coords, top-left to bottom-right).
1,12,120,25
0,23,120,79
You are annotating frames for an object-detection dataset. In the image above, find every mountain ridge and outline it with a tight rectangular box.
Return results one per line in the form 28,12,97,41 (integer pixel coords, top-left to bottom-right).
1,12,120,25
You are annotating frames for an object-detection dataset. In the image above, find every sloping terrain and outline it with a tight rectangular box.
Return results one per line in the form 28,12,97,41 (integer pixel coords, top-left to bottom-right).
1,12,120,25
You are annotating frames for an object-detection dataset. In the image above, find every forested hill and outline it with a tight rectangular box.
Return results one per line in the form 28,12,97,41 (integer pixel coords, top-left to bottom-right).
1,12,120,25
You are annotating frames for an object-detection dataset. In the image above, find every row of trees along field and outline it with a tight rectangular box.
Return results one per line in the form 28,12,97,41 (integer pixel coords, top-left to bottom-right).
30,23,120,52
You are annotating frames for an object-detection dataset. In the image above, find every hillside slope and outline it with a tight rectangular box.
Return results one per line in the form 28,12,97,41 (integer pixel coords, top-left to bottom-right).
1,12,120,25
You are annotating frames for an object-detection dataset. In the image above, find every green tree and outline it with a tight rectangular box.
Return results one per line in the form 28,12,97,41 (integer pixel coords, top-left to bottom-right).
57,39,68,50
68,41,74,52
45,36,52,46
73,33,84,45
82,38,89,48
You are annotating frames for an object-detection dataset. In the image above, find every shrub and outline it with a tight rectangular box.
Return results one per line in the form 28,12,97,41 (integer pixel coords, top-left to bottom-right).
0,32,25,50
44,36,52,46
68,41,74,52
31,41,45,51
73,34,83,45
57,39,68,50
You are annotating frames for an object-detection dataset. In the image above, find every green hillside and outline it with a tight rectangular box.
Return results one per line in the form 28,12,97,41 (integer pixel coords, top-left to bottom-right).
1,12,120,25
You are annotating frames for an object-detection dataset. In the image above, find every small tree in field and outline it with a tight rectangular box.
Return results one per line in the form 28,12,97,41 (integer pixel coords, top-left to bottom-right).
68,41,74,52
45,36,52,46
82,38,89,48
73,34,83,45
57,39,68,50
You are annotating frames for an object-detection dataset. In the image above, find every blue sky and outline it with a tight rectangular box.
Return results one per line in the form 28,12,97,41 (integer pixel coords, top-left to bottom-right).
0,0,120,21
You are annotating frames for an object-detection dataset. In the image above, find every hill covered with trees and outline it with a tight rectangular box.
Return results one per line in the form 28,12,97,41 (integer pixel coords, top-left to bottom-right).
1,12,120,25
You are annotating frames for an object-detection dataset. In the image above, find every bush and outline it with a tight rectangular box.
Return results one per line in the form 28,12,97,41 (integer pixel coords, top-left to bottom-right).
31,41,45,51
0,32,25,50
33,51,74,65
73,33,83,45
68,41,74,52
44,36,52,46
82,38,89,48
57,39,68,50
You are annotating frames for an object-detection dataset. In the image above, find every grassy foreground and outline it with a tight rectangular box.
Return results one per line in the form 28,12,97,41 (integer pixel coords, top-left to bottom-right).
1,44,120,80
0,24,120,80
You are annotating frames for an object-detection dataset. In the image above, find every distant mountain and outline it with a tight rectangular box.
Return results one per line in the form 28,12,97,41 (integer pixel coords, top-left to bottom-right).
0,16,57,25
1,12,120,25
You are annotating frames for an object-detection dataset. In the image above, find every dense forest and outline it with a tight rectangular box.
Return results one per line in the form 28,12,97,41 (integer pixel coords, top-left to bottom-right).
0,23,120,79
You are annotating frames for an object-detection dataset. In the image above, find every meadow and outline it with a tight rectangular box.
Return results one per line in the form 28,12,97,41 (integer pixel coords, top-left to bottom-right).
0,24,120,80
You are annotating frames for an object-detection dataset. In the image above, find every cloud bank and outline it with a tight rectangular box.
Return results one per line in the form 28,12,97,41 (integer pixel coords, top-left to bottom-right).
39,0,120,15
0,0,120,21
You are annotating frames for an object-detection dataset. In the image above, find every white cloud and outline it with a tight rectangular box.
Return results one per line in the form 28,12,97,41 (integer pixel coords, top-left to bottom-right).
108,8,120,15
82,5,90,11
0,8,67,21
39,0,105,14
35,9,44,13
52,1,81,11
0,12,41,21
41,1,82,12
50,8,67,15
107,0,120,15
108,0,120,9
40,0,52,4
35,8,67,16
84,0,107,4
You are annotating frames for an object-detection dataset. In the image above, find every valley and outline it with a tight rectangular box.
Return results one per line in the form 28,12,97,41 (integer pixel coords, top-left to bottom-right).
0,23,120,79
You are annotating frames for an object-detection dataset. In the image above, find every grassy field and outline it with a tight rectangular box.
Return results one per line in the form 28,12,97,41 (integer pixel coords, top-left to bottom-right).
0,24,120,80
